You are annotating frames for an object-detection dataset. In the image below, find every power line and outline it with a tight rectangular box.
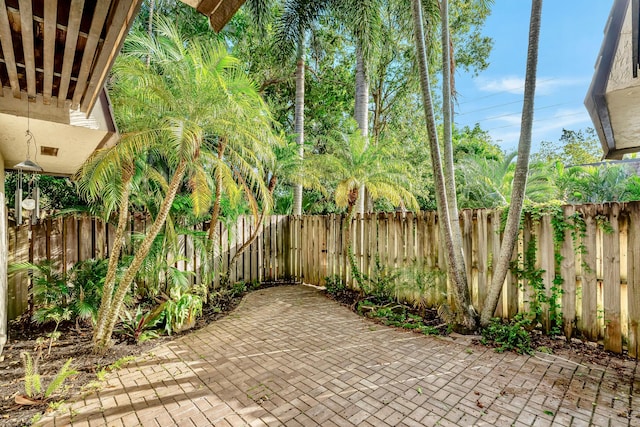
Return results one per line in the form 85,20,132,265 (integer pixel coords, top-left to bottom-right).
456,77,557,105
483,111,587,132
476,102,576,122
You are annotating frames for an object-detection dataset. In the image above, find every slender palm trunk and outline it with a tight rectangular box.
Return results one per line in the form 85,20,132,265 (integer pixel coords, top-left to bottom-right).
207,139,227,241
292,36,305,216
355,46,369,214
93,160,188,353
412,0,476,331
146,0,155,67
92,177,132,345
481,0,542,327
440,0,468,305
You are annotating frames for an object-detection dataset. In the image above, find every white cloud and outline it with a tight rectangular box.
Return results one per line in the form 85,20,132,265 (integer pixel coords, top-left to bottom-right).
476,76,591,96
487,107,592,150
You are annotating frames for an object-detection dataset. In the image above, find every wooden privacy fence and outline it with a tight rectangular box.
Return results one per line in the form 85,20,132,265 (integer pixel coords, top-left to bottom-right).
6,202,640,358
288,203,640,359
7,214,291,321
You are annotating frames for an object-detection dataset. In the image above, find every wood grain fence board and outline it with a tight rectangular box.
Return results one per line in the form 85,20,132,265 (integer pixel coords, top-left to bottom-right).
521,215,533,314
78,216,93,261
64,216,78,272
320,215,328,284
603,203,622,353
363,214,371,280
107,222,116,258
506,228,520,318
272,216,278,281
49,218,64,269
406,212,415,267
264,216,272,281
94,219,106,260
7,226,29,320
628,203,640,358
581,205,599,341
416,212,425,269
276,215,283,280
378,213,388,276
462,210,474,296
561,205,577,339
477,210,488,312
539,215,555,333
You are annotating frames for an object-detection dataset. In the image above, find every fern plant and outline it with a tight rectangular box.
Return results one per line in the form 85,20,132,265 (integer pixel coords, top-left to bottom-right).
20,352,77,402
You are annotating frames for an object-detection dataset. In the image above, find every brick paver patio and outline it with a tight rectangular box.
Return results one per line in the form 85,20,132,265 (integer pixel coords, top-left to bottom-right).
38,285,639,426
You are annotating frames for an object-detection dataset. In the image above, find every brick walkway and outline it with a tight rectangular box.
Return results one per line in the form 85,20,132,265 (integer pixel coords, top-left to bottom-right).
38,285,639,427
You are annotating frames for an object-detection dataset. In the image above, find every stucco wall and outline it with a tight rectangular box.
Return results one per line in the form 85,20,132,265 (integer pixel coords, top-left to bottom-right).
607,0,640,92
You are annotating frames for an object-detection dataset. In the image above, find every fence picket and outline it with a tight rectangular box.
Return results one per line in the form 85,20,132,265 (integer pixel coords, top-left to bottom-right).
603,203,622,353
561,205,577,339
628,203,640,358
581,205,599,341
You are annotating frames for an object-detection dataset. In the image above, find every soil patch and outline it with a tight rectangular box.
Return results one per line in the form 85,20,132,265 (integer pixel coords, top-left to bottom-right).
0,283,294,427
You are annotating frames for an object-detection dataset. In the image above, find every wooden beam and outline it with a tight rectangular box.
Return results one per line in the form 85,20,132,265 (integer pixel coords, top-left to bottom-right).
57,0,85,108
71,1,110,109
17,0,36,98
0,0,21,97
81,0,142,114
42,0,57,104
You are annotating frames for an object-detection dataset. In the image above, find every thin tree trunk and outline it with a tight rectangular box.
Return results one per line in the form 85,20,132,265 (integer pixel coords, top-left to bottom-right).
207,139,227,241
355,46,369,214
411,0,476,331
92,177,132,345
93,160,188,353
292,36,305,216
440,0,468,308
146,0,155,67
481,0,542,327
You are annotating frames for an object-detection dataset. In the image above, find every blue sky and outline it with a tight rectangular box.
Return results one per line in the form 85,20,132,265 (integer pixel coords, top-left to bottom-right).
454,0,613,153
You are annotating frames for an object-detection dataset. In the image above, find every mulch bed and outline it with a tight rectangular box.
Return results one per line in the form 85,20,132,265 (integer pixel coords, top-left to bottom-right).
0,285,258,427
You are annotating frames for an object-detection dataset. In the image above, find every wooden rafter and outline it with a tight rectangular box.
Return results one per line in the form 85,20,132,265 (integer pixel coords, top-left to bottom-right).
0,0,21,97
17,0,36,98
42,0,56,104
71,1,110,109
81,0,141,114
57,0,85,108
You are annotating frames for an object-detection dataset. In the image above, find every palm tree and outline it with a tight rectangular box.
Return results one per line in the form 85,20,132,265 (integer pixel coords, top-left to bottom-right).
481,0,543,327
411,0,476,330
273,0,326,215
86,19,279,353
307,126,418,286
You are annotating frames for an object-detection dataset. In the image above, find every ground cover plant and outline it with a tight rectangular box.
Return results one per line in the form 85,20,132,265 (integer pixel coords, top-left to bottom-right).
0,280,272,427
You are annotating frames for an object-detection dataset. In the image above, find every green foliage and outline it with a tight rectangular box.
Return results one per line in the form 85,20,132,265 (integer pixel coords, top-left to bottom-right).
533,128,601,166
481,316,533,354
10,258,108,326
21,352,77,400
5,172,86,213
117,305,163,343
325,275,347,296
357,301,440,336
162,287,204,335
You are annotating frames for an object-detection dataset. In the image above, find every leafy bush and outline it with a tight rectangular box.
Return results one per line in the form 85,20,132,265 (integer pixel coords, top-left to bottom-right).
481,316,533,354
325,275,347,296
117,305,163,343
162,287,203,335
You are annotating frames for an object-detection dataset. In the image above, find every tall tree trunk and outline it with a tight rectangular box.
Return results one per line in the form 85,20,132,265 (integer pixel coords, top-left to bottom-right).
355,46,369,214
292,35,305,216
207,139,227,241
92,176,132,346
93,160,188,354
411,0,476,331
146,0,155,67
481,0,542,327
440,0,467,307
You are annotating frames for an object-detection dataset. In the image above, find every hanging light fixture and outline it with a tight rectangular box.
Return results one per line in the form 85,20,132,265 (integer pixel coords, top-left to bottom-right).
13,97,43,172
14,97,42,225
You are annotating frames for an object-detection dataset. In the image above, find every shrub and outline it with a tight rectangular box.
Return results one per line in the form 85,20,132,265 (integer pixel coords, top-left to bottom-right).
481,316,533,354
